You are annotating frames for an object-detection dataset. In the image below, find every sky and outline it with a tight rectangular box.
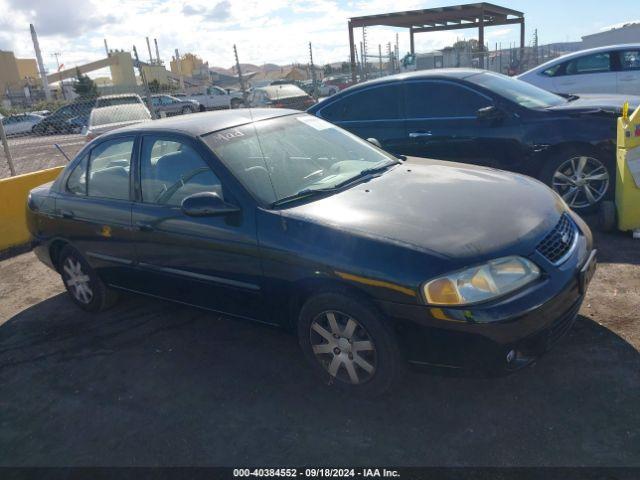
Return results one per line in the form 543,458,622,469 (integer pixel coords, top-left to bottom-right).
0,0,638,77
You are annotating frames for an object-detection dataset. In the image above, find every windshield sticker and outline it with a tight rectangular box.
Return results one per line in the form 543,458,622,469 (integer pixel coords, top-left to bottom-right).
297,116,332,130
211,129,245,144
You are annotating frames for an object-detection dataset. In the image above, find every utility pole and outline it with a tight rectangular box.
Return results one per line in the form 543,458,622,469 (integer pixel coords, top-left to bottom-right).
362,26,368,80
359,41,365,80
309,42,318,100
234,44,248,106
51,52,66,100
30,24,51,101
133,45,157,118
378,44,383,77
175,49,185,91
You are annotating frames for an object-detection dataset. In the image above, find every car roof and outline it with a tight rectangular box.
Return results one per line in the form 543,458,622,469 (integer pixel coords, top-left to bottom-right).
100,108,299,138
306,69,485,110
521,44,640,74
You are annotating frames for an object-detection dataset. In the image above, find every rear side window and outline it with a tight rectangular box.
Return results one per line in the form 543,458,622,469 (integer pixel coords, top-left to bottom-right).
620,50,640,71
404,81,491,118
87,139,133,201
565,52,611,75
542,63,564,77
320,85,401,121
140,137,222,206
66,154,88,195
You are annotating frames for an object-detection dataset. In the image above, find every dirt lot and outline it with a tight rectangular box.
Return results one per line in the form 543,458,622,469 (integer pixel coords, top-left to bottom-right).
0,134,84,178
0,229,638,466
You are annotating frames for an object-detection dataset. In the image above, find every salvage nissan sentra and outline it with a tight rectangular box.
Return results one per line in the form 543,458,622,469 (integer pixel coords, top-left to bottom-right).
26,109,597,395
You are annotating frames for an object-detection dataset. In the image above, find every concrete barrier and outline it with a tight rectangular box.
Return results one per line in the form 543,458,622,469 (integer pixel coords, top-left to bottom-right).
0,167,64,254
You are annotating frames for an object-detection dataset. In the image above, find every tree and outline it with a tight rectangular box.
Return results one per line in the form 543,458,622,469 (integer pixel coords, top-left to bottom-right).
72,67,98,98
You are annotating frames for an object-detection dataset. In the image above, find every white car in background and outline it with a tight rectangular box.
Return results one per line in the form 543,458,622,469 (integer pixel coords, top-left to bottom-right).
518,44,640,95
85,103,151,141
1,113,44,136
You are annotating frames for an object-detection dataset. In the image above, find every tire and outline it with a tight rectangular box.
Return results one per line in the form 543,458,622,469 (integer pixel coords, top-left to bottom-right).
540,147,614,213
297,292,403,396
199,104,206,112
598,200,617,232
230,99,243,109
58,246,118,312
182,106,193,115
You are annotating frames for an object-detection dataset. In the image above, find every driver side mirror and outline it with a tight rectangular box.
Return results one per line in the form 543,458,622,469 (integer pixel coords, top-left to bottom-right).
181,192,240,217
366,137,382,148
476,105,505,121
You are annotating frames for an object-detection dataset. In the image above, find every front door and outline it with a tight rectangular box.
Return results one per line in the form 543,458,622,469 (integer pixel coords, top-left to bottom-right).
54,137,137,287
399,80,523,170
130,134,265,321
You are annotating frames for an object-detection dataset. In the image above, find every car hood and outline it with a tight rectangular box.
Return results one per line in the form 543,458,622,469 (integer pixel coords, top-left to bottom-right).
546,94,640,115
282,159,565,261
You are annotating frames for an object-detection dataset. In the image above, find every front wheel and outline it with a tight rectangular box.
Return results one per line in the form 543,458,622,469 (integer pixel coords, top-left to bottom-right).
59,246,118,312
298,292,402,396
541,149,613,212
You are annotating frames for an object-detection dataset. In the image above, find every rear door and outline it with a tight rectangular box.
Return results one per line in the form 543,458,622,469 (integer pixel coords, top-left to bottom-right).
130,134,265,320
616,48,640,95
553,51,616,93
316,83,406,153
54,136,137,287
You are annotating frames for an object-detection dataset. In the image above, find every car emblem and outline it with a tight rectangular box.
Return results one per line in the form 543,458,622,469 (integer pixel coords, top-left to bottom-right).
561,232,569,244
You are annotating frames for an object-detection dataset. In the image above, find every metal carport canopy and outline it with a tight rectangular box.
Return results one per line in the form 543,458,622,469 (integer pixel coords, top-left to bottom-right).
347,2,525,82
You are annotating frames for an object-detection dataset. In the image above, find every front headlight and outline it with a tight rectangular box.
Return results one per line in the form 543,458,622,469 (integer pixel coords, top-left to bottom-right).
423,256,540,306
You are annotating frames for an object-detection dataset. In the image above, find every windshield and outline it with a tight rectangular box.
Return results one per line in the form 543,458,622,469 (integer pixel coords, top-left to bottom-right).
203,114,397,205
469,72,567,109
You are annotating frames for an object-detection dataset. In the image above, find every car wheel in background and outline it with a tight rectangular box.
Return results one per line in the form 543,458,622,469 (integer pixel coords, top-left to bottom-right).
230,98,243,109
182,106,193,115
297,292,402,396
540,147,613,212
58,246,118,312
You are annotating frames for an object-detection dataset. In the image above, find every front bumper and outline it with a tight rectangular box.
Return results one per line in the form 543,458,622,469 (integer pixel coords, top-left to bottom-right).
376,217,595,373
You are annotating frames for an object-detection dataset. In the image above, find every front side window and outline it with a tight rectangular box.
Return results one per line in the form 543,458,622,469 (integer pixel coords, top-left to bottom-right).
404,81,492,118
203,114,397,205
87,139,133,201
542,63,564,77
620,50,640,71
140,138,222,206
565,52,611,75
66,154,89,195
320,85,401,121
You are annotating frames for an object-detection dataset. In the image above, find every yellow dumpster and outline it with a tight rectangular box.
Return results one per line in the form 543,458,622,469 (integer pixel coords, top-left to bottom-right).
601,103,640,237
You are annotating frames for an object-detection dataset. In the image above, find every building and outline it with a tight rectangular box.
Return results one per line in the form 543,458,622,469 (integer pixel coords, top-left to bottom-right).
582,23,640,49
170,53,209,79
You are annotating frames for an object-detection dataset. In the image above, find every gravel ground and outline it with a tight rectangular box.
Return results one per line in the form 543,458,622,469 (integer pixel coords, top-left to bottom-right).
0,229,638,467
0,134,84,178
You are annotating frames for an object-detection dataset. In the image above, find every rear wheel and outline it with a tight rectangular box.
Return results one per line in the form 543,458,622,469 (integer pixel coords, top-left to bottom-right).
541,148,613,212
298,292,402,396
59,246,118,312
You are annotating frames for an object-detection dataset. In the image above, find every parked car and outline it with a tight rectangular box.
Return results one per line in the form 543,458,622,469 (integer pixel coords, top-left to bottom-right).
248,85,315,110
85,103,152,141
518,44,640,95
308,69,638,212
26,110,596,395
1,113,44,136
32,100,95,135
186,86,244,111
148,94,200,116
95,93,145,109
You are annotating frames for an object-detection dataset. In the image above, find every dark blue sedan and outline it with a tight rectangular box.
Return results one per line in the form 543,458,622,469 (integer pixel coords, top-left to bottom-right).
26,109,597,395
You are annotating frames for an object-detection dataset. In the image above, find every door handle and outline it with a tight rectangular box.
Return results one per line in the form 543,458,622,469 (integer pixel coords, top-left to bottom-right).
136,222,154,232
409,131,433,138
61,210,74,219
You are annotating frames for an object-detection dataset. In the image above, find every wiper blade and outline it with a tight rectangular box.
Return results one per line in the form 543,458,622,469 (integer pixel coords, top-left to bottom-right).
271,187,338,207
334,161,399,188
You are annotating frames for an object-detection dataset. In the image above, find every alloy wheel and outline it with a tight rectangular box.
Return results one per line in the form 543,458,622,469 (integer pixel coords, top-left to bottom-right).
309,310,377,385
552,156,609,209
63,257,93,304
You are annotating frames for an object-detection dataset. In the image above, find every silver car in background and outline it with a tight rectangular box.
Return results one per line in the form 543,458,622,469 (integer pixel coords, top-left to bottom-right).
85,103,152,141
149,94,200,117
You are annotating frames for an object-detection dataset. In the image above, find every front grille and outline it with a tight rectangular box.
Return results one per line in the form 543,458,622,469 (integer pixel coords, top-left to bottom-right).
536,214,577,264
